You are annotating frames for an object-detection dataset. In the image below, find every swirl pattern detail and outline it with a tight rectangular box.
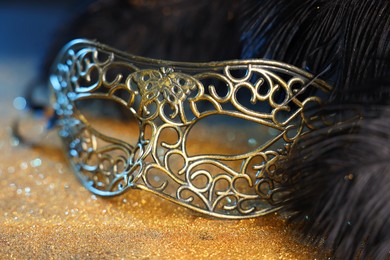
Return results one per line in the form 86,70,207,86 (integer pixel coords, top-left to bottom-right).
51,39,331,218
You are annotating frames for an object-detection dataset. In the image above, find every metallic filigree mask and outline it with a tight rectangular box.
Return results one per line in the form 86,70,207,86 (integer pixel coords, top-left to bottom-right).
50,39,331,219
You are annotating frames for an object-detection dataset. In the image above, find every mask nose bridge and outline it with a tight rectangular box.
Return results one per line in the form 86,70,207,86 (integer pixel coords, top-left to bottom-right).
125,71,176,184
126,68,197,185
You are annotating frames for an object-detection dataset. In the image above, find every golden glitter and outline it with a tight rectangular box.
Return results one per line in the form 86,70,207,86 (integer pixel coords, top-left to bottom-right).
0,103,326,259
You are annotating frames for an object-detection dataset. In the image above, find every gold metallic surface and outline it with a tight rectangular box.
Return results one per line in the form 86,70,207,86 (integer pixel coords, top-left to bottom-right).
51,39,332,218
0,105,325,259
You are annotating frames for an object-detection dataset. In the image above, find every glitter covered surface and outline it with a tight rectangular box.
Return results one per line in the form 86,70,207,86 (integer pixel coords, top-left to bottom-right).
0,102,326,259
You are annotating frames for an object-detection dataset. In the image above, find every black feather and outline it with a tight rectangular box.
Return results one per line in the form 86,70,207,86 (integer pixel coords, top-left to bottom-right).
276,104,390,259
240,0,390,96
241,0,390,258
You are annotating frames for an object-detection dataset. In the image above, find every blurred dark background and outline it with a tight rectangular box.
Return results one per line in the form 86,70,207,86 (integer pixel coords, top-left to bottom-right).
0,0,242,109
0,0,86,103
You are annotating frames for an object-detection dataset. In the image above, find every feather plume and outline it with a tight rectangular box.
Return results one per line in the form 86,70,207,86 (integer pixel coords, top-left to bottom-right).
241,0,390,258
276,58,389,259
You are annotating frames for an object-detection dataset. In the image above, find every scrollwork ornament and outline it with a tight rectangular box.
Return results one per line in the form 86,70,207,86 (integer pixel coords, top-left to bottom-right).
50,39,332,218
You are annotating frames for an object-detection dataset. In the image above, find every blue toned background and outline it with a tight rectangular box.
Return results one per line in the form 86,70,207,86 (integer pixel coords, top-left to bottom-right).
0,0,84,103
